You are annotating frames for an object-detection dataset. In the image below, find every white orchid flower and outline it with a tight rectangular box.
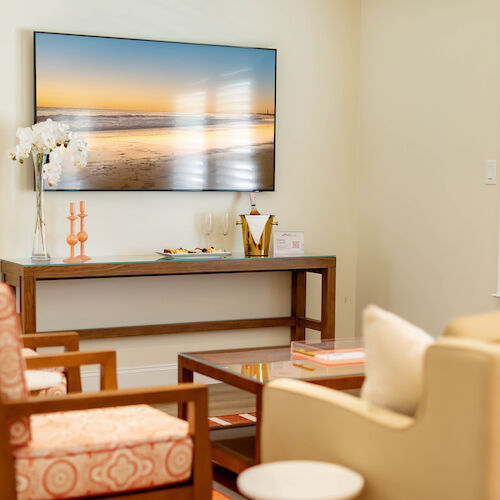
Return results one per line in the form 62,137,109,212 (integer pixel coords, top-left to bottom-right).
42,149,63,187
9,119,89,187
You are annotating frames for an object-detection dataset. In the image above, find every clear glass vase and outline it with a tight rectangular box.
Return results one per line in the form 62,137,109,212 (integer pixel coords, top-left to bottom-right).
31,152,50,262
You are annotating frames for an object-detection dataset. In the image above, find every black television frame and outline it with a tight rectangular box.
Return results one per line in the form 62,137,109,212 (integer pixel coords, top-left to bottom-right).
33,31,277,192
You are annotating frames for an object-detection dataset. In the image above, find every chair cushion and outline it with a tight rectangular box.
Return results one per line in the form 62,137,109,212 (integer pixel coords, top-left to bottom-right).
29,379,68,398
14,404,193,499
0,283,30,447
22,347,39,358
25,370,67,395
22,348,68,397
360,305,434,416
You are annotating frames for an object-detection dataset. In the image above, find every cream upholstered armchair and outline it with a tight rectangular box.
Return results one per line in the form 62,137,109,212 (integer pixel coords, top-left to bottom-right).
0,283,212,499
261,312,500,500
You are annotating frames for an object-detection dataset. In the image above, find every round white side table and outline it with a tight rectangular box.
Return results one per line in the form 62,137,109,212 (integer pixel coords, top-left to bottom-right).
237,460,364,500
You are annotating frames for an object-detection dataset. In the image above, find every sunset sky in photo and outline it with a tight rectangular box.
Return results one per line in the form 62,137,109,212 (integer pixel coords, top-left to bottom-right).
35,33,276,114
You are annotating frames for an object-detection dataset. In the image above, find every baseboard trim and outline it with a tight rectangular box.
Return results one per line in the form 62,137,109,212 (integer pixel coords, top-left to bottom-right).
81,363,216,391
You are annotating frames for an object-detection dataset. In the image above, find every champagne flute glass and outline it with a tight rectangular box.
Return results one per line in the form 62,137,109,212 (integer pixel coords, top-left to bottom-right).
204,213,213,248
221,212,230,251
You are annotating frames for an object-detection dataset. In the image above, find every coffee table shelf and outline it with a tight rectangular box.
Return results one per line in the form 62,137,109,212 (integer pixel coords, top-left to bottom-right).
212,430,256,473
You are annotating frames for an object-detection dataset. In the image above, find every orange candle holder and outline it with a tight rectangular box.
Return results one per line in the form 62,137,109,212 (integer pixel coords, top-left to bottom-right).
77,201,91,262
63,202,80,263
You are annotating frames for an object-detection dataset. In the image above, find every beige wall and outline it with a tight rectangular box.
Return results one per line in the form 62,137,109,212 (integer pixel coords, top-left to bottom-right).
0,0,361,370
356,0,500,335
6,0,494,363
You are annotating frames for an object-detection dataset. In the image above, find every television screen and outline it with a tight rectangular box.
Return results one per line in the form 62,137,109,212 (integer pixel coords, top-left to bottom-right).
34,32,276,191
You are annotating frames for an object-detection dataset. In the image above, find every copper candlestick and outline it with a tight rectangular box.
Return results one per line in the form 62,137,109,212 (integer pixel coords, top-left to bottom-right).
77,201,91,262
63,202,80,263
63,201,91,263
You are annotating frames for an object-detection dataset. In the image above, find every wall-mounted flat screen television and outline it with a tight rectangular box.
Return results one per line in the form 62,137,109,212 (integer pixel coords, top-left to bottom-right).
34,32,276,191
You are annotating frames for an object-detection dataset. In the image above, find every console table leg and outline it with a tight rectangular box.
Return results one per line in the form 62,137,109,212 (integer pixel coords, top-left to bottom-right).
291,270,306,341
321,267,336,340
178,360,194,419
20,277,36,334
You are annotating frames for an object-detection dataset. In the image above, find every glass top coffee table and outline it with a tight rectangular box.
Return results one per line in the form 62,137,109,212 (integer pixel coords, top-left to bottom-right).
178,339,365,473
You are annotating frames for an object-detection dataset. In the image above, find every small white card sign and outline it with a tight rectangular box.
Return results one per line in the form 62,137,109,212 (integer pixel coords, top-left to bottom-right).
273,231,304,256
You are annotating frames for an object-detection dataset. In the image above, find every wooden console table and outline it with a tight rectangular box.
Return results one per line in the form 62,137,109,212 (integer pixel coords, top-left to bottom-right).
0,254,336,340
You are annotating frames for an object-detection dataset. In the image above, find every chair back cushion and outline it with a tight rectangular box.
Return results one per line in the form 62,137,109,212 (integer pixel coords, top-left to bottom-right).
0,283,31,447
361,305,434,416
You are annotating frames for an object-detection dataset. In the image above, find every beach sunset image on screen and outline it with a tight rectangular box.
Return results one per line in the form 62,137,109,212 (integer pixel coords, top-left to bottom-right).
35,32,276,191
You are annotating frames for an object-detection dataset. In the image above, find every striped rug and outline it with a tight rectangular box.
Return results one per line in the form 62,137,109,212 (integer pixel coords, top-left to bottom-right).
209,412,257,428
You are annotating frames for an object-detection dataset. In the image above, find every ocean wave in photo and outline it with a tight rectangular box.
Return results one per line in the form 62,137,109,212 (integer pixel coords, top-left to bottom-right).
36,107,275,133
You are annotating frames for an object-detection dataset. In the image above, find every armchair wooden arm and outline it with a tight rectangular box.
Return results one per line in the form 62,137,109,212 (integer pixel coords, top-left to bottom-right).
22,331,79,351
1,384,211,500
22,331,81,392
24,350,117,392
3,383,206,419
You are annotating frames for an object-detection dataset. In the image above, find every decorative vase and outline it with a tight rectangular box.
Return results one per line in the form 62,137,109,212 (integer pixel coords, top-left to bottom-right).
31,152,50,262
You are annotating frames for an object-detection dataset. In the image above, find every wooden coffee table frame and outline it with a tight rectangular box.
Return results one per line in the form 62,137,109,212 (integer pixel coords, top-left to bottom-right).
178,346,364,473
0,255,336,340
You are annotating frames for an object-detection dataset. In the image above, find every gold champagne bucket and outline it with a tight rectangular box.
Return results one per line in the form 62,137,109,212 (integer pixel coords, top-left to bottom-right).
237,214,278,257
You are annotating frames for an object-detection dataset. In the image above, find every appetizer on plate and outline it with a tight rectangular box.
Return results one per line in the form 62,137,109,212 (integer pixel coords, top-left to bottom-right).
163,246,223,254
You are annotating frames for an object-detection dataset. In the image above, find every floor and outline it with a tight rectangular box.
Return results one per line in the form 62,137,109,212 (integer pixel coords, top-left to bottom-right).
156,383,359,499
213,465,247,500
156,383,254,499
156,383,256,417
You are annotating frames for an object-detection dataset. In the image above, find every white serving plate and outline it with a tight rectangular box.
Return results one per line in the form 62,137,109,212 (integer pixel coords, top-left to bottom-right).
156,251,231,260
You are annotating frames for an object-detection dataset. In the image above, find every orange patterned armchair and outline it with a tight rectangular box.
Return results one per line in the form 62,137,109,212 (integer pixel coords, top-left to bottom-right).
18,329,86,399
0,283,212,499
22,330,81,396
